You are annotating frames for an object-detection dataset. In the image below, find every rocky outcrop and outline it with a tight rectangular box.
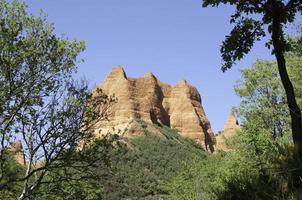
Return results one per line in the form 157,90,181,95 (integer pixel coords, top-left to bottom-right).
216,111,240,151
223,111,240,136
93,66,216,151
9,140,25,166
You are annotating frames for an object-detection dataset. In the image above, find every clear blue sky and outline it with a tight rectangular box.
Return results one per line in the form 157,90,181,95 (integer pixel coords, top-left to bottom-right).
26,0,273,132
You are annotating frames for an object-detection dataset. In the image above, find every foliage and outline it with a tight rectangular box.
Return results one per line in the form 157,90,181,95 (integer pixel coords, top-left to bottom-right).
0,0,115,199
202,0,302,160
167,118,302,200
286,56,302,108
234,53,302,137
167,43,302,199
108,124,206,200
234,60,288,137
33,135,118,200
34,121,207,200
0,153,24,200
202,0,301,71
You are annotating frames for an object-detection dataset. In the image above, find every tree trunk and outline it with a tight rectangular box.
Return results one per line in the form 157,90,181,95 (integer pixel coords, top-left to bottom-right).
272,18,302,160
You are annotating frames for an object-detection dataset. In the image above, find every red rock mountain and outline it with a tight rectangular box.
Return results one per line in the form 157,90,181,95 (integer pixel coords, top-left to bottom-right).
93,66,216,151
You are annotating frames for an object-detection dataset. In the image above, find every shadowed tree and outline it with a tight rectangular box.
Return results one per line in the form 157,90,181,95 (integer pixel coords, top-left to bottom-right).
202,0,302,159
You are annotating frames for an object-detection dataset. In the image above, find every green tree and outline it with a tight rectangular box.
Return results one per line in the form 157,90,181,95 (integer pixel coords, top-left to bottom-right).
167,39,302,199
0,0,114,199
202,0,302,158
287,35,302,106
235,60,289,137
234,37,302,138
167,117,300,199
33,135,118,200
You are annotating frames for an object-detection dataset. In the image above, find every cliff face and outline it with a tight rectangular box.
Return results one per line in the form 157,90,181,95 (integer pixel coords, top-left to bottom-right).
93,66,216,151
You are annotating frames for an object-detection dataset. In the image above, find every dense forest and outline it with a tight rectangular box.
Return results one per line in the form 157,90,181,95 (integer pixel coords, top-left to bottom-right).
1,0,302,199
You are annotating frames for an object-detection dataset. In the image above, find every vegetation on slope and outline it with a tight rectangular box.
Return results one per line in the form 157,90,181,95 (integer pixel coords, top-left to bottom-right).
3,121,206,200
102,122,206,200
86,122,206,200
167,39,302,199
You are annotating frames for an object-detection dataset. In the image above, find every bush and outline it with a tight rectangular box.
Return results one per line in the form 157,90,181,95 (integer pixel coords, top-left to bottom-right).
32,121,207,200
167,117,302,200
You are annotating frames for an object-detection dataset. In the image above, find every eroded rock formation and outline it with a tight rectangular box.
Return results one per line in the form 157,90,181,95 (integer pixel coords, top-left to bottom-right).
216,111,240,151
93,66,216,151
9,140,26,166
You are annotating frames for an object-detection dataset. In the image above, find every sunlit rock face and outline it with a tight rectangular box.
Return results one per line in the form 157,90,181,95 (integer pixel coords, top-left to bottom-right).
93,66,216,151
216,111,240,151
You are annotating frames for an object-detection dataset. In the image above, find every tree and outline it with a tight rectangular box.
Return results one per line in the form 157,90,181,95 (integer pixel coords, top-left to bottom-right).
202,0,302,158
234,40,302,138
0,0,114,199
235,60,290,138
167,37,302,200
167,117,301,199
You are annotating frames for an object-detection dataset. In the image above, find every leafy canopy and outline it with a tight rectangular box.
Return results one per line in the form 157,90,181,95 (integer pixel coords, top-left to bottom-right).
202,0,302,71
0,0,112,199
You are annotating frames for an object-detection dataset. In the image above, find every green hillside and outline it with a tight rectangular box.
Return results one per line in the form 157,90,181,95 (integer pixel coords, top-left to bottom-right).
31,120,207,200
100,121,207,200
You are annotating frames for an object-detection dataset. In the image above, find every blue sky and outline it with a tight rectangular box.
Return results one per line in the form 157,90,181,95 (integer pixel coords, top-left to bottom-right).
26,0,274,132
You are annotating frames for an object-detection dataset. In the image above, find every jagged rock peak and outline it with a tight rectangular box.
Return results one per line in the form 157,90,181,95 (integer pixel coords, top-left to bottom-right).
216,111,240,151
11,140,23,152
109,66,127,79
174,79,201,102
143,71,157,80
176,79,189,86
93,67,216,152
223,111,239,131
